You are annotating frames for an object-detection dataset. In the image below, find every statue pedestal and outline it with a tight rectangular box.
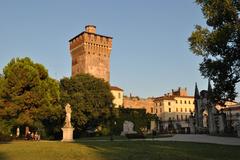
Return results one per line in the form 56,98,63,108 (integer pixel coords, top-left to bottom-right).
61,127,74,142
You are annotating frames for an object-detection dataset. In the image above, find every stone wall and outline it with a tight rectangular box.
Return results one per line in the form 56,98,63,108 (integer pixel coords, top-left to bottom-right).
123,96,155,113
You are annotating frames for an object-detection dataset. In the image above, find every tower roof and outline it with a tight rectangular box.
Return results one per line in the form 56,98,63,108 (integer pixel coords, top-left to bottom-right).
69,25,113,42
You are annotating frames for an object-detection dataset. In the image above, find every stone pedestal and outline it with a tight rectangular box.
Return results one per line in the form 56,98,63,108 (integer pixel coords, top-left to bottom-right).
61,127,74,142
189,115,195,134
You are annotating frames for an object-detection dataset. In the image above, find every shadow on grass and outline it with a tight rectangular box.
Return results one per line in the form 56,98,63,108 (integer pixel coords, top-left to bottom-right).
0,152,8,160
76,140,240,160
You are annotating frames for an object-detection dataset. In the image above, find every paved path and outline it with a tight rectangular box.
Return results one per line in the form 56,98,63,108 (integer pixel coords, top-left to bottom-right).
150,134,240,146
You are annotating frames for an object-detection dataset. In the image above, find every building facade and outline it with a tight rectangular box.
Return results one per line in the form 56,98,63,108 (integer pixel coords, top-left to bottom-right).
154,88,195,131
111,86,124,108
69,25,112,82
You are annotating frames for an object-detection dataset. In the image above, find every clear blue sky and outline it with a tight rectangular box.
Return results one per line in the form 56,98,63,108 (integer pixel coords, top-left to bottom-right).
0,0,239,101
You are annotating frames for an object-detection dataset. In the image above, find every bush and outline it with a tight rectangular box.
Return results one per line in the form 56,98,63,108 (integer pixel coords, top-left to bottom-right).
125,133,145,139
0,121,12,142
0,133,12,142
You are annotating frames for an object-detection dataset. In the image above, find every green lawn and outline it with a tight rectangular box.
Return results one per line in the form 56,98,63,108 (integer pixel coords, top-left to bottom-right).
0,140,239,160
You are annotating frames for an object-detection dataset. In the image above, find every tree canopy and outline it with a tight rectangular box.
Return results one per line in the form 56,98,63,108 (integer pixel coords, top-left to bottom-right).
188,0,240,104
0,57,61,137
60,74,113,136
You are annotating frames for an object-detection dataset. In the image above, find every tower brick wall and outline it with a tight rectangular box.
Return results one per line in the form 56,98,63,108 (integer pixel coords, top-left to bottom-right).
69,25,112,82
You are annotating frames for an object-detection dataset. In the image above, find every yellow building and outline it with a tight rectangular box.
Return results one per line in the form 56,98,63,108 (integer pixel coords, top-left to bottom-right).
111,86,124,108
154,88,195,131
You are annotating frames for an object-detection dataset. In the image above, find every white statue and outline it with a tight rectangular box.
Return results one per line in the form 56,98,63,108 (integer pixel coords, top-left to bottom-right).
121,120,137,136
64,104,72,127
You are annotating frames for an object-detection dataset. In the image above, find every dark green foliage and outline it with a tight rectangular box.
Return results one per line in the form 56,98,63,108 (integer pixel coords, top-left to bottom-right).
0,119,12,141
59,74,113,137
189,0,240,104
0,57,62,138
113,108,158,135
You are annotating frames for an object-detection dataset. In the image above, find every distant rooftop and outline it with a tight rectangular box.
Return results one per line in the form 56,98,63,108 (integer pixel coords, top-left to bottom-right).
111,86,123,91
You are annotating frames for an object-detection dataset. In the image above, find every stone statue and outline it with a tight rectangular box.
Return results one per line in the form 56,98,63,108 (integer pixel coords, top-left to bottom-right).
62,103,74,142
64,103,72,127
121,120,137,136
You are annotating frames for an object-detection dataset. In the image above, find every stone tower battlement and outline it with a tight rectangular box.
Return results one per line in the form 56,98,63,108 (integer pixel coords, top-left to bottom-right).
69,25,112,81
85,25,96,33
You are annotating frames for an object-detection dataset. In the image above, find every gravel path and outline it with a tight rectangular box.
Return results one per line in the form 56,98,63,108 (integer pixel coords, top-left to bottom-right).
151,134,240,146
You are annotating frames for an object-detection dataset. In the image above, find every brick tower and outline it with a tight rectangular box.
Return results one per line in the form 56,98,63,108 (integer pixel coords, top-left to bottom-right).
69,25,112,82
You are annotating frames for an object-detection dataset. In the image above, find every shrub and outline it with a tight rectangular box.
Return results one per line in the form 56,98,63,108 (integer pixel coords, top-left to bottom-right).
125,133,145,139
0,120,12,142
0,133,12,142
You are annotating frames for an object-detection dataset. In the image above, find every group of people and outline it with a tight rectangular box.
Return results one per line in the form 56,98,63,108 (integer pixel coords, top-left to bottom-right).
25,131,40,141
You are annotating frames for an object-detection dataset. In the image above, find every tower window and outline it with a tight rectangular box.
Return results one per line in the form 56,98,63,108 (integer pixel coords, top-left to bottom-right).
169,108,171,112
168,102,171,106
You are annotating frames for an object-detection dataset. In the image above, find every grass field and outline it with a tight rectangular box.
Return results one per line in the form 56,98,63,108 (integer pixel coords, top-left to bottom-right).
0,140,240,160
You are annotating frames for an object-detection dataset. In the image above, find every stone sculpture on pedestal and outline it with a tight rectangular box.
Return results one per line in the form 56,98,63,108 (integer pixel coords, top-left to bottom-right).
62,104,74,142
121,120,137,136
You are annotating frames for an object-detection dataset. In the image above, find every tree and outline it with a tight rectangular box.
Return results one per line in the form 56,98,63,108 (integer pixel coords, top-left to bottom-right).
60,74,113,137
0,57,61,138
188,0,240,104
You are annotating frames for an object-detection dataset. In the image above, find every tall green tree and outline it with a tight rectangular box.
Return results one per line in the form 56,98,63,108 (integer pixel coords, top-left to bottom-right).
60,74,113,136
188,0,240,104
0,57,61,137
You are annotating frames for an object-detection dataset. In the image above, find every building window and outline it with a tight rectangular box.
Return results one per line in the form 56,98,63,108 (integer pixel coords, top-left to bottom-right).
168,102,171,106
181,108,183,112
177,115,179,120
156,109,158,114
151,107,153,113
169,108,171,112
118,92,121,99
176,100,178,104
189,108,192,112
185,108,187,112
160,108,162,112
176,108,178,112
180,100,182,104
189,100,191,104
184,100,187,104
